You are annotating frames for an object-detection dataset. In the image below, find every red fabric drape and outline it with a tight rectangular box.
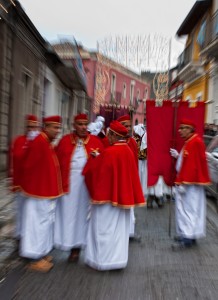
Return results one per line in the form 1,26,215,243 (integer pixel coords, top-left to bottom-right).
146,100,205,187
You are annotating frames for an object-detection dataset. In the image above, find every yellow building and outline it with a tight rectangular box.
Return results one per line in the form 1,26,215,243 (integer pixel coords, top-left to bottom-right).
173,1,218,122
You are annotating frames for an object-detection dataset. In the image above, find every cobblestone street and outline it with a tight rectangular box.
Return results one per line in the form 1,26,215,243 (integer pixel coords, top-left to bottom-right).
1,186,218,299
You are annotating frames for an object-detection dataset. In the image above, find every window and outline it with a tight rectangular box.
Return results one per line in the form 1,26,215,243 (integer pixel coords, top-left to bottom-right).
144,88,148,100
196,92,202,101
197,19,206,48
123,83,126,99
136,89,140,100
111,73,116,99
130,80,135,104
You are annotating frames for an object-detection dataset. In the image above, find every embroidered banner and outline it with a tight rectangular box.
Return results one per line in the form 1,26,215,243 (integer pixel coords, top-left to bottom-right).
146,100,205,187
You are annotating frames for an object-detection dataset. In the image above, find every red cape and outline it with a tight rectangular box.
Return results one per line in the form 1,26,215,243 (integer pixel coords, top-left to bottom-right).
127,137,138,169
9,135,27,191
55,133,104,193
175,133,211,185
21,132,63,198
83,142,145,208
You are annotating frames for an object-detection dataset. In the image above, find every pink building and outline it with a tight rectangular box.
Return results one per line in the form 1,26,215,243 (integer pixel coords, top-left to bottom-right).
80,47,150,128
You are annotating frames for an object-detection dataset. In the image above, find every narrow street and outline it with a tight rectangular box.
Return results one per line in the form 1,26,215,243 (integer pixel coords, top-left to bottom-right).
1,200,218,300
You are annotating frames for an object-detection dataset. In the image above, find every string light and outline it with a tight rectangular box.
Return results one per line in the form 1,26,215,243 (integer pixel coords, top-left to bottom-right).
0,3,8,13
9,0,16,6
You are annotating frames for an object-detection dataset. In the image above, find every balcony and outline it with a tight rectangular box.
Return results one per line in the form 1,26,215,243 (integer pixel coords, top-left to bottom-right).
201,10,218,60
177,44,204,82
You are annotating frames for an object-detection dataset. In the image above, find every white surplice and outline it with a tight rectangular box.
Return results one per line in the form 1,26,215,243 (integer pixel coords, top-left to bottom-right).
54,141,89,251
175,150,206,239
85,204,130,271
138,159,147,196
20,195,56,259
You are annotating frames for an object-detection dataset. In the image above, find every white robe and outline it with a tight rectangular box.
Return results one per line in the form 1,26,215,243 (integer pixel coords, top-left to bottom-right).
85,204,130,271
138,159,147,196
54,142,89,251
20,195,56,259
147,176,164,197
14,192,25,239
175,150,206,239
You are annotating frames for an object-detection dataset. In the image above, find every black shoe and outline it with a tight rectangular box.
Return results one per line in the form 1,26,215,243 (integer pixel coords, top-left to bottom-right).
147,198,153,209
171,238,194,251
68,248,81,263
129,234,142,243
155,197,164,208
173,235,183,242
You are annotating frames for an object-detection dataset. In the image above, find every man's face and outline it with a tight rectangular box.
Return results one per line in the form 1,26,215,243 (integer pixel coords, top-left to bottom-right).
44,123,61,140
178,125,193,139
26,121,40,133
74,121,88,137
121,121,131,136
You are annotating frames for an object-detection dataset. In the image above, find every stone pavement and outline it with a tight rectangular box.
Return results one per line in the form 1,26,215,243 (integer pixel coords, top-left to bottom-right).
1,180,218,299
0,178,17,280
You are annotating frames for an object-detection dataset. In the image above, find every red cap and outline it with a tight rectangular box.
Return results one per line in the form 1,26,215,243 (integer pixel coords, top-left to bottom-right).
117,114,131,123
109,120,128,137
26,114,38,123
180,118,196,128
74,113,88,122
43,115,62,124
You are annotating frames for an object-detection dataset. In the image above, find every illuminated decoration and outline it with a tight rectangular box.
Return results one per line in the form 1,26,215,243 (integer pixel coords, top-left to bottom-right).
93,53,110,114
97,34,171,74
97,34,171,108
0,3,8,13
153,72,169,105
0,0,16,16
9,0,16,6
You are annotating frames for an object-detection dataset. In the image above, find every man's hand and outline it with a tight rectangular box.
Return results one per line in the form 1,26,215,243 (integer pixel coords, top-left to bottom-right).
170,148,179,159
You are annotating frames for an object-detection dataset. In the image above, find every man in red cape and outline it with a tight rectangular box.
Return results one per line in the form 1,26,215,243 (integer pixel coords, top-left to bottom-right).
9,115,40,246
170,119,211,250
83,120,145,270
20,116,63,272
117,114,140,239
54,113,104,263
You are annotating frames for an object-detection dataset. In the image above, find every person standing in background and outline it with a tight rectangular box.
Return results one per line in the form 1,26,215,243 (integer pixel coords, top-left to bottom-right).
133,123,147,198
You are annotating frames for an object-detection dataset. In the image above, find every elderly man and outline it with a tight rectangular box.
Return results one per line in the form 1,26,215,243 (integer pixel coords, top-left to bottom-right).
170,119,211,250
20,116,63,272
54,113,104,262
83,120,145,270
9,115,40,244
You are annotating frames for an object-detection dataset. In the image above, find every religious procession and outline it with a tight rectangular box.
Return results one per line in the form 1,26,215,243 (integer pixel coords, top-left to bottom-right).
8,107,212,274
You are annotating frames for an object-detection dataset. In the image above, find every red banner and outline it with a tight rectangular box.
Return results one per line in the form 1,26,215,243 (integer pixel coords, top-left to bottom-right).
146,100,205,187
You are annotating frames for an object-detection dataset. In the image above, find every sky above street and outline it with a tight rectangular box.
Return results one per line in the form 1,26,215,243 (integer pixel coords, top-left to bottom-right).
19,0,196,70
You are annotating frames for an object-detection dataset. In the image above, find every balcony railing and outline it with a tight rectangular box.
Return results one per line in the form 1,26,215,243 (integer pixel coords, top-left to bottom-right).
177,44,193,72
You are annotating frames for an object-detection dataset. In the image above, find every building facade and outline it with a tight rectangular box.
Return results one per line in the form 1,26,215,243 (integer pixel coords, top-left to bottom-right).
0,1,86,176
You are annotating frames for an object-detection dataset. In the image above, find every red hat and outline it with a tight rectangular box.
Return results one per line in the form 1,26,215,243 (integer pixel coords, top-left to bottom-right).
26,114,38,123
43,115,62,124
74,113,88,122
109,120,128,137
180,118,196,128
117,114,131,123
